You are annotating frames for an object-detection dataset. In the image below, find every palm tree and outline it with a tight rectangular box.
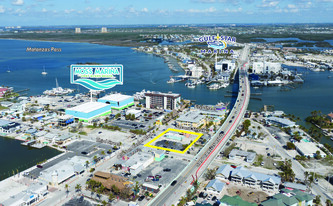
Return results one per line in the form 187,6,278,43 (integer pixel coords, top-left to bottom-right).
109,193,115,202
304,171,309,184
65,184,69,192
326,199,332,206
101,150,105,156
85,160,89,169
133,181,140,195
101,200,107,206
75,184,82,193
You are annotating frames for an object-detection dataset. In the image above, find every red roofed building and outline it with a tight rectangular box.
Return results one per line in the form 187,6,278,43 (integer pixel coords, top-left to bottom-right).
0,88,8,98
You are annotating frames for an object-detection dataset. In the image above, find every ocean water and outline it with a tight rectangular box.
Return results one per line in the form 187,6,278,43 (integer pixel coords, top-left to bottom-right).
0,136,61,180
0,39,333,144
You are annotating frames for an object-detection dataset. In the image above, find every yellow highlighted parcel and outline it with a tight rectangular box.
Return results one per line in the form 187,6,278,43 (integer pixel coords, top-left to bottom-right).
144,128,203,154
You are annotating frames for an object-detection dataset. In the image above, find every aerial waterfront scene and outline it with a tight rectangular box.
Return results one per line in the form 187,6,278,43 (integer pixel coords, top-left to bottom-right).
0,1,333,206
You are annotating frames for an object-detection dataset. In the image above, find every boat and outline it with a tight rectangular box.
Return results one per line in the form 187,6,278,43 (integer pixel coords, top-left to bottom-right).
328,76,331,79
43,78,74,96
41,66,48,75
186,82,196,88
253,86,259,89
331,137,333,141
208,83,221,90
167,78,175,84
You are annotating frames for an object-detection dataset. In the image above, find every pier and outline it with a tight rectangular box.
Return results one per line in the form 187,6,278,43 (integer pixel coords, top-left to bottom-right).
14,88,30,93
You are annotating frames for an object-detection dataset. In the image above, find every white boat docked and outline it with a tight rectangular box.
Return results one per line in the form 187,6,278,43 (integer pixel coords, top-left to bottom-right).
167,78,175,83
43,78,74,96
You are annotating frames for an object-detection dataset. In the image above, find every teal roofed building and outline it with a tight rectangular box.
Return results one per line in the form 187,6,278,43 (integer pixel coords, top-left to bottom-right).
220,195,258,206
260,189,314,206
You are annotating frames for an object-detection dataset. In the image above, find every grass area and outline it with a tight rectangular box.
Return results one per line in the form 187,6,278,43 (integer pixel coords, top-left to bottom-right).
0,106,8,110
78,131,87,135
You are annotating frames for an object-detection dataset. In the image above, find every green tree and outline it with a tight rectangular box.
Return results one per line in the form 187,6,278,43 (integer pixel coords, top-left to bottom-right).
326,199,332,206
314,195,321,206
109,193,115,202
286,142,296,150
278,159,295,182
101,200,108,206
243,119,251,134
101,150,105,156
75,184,82,192
133,181,140,195
204,168,216,180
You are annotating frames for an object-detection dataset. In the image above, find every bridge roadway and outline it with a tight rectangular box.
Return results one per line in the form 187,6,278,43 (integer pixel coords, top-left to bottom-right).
148,45,251,206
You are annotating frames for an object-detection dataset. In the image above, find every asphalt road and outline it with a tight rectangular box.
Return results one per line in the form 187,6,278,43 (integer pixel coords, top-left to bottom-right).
148,45,251,206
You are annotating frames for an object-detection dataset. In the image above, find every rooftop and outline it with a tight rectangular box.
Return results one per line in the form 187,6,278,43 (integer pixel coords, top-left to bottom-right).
177,111,205,123
99,93,132,102
67,102,109,113
145,91,180,98
220,195,257,206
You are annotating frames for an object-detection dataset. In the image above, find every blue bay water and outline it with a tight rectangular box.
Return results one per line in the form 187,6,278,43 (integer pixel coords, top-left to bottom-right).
0,38,333,145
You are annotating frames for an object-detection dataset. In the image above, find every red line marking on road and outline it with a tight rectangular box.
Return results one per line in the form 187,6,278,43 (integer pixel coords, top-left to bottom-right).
195,64,248,179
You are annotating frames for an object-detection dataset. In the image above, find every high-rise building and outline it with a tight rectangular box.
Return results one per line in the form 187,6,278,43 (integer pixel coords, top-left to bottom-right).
75,27,81,33
101,27,107,33
145,91,181,110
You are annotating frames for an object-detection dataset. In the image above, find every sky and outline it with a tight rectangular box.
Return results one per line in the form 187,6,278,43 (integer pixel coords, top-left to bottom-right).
0,0,332,26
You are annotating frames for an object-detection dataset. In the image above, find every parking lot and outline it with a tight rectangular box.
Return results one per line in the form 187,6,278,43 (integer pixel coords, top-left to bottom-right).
25,140,114,179
127,157,188,188
110,119,149,130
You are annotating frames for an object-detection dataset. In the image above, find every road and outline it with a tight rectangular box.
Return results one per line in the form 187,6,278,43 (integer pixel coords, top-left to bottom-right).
148,45,251,206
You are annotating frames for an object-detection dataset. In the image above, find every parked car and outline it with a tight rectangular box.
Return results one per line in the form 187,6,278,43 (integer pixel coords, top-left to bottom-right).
37,165,43,168
138,195,145,201
171,180,177,186
163,168,171,172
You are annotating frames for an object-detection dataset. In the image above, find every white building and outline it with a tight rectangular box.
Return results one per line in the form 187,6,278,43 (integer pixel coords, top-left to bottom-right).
126,109,141,118
39,156,89,186
188,65,203,78
75,27,81,33
215,59,236,72
121,152,154,175
252,62,281,74
145,91,181,110
295,141,327,158
101,27,107,33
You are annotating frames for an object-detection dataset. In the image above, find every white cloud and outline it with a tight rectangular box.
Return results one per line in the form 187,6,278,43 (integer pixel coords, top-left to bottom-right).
42,8,47,13
142,8,148,13
0,5,5,13
64,9,75,14
259,0,279,8
12,0,24,6
224,7,243,12
287,4,296,8
188,7,217,13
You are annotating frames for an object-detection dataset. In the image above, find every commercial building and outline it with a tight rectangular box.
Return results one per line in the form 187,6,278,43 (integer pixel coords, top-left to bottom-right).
118,152,154,175
1,182,48,206
92,171,132,191
229,149,256,163
66,102,111,122
145,91,181,110
75,27,81,33
252,62,281,74
126,109,142,118
216,164,281,191
58,115,74,126
0,119,20,134
98,94,134,110
176,111,206,128
215,59,236,72
39,156,89,186
260,188,313,206
266,116,296,128
295,141,326,158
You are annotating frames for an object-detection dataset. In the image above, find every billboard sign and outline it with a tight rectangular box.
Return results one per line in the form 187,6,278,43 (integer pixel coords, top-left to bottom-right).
70,64,123,91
